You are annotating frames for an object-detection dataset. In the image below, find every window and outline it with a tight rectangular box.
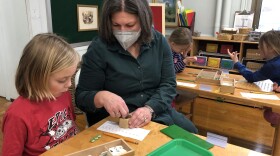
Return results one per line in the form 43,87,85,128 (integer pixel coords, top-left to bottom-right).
252,0,280,32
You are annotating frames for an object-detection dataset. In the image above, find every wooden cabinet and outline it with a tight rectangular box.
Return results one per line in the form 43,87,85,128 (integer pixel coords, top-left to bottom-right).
193,97,275,147
189,36,261,72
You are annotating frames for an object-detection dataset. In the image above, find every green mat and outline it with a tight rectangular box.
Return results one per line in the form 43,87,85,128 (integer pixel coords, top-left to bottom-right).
160,125,214,150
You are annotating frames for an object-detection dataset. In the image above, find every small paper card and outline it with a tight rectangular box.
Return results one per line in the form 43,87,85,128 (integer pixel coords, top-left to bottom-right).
206,132,228,148
97,121,150,141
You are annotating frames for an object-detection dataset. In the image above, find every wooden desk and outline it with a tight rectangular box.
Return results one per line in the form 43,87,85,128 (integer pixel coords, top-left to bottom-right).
176,68,280,156
41,118,269,156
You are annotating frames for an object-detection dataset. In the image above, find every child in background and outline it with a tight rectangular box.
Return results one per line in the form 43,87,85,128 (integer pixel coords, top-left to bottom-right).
227,30,280,126
2,33,80,156
168,27,197,73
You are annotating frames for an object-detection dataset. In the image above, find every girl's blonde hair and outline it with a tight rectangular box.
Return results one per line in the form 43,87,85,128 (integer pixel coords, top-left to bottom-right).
15,33,80,102
169,27,192,45
259,30,280,55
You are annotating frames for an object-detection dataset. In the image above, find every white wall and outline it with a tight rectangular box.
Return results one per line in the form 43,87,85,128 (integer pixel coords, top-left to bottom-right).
0,0,30,100
177,0,251,36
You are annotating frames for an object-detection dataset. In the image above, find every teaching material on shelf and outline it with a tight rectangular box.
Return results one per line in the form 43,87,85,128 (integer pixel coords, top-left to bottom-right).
217,33,232,40
194,56,207,66
220,77,235,94
233,34,248,41
249,31,262,42
221,28,237,34
147,139,213,156
97,121,150,141
220,44,233,54
207,57,221,68
65,139,135,156
235,79,274,93
246,61,264,71
246,49,261,59
238,27,252,34
206,43,218,53
196,69,222,85
220,59,234,70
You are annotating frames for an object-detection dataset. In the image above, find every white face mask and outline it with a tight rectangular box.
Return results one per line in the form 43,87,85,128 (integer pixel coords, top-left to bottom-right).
113,30,141,50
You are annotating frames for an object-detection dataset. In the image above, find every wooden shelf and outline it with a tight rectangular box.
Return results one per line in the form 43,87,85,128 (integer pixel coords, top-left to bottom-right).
189,36,259,72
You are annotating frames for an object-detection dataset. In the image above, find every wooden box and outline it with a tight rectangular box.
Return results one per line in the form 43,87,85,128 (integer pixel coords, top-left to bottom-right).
238,27,252,34
217,33,232,40
207,57,221,68
220,59,234,70
246,62,264,71
220,77,235,94
246,49,261,59
220,44,233,54
233,34,248,41
65,139,135,156
195,69,222,85
194,56,207,66
206,43,218,53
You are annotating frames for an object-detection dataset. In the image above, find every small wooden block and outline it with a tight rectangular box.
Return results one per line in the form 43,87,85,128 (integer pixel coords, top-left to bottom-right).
119,118,130,128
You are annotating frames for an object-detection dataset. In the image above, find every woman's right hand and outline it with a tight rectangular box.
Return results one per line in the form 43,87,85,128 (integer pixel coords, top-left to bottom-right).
227,49,239,63
273,82,280,92
94,91,129,118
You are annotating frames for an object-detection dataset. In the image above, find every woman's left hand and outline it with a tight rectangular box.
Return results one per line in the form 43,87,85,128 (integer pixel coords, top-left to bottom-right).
128,107,152,128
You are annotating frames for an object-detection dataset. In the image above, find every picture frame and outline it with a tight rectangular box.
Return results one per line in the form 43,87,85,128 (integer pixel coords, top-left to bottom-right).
154,0,178,27
77,5,98,31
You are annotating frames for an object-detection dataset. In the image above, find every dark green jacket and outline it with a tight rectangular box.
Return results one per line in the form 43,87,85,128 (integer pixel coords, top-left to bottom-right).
76,29,177,123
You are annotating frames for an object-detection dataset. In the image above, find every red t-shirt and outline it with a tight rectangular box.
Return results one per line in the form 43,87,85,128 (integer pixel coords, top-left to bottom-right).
2,92,79,156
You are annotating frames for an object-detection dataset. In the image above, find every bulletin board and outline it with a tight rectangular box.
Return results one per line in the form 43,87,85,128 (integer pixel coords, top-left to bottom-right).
50,0,102,44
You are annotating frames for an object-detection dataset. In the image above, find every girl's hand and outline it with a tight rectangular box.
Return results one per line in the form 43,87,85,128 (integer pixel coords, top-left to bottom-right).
94,91,129,118
128,107,151,128
227,49,239,63
185,56,197,63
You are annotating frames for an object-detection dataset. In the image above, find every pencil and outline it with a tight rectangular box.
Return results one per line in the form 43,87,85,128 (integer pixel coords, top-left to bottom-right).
176,78,195,82
103,132,139,144
249,91,275,95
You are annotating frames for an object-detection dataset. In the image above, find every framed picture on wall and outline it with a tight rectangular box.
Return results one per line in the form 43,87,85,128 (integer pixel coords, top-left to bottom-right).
154,0,178,27
77,5,98,31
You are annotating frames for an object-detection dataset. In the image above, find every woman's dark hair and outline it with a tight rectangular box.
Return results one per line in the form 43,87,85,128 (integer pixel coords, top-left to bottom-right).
99,0,153,44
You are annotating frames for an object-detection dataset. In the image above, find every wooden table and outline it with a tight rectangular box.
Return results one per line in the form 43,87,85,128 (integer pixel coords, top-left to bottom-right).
176,68,280,156
41,118,269,156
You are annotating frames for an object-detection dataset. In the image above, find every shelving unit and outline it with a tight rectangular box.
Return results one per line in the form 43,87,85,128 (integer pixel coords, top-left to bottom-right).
189,36,259,73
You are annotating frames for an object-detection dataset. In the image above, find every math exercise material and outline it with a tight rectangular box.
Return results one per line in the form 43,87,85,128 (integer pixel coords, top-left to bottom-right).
97,121,150,141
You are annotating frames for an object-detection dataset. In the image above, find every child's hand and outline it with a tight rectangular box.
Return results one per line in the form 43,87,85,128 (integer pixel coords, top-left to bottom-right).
185,56,197,63
227,49,239,63
273,82,280,92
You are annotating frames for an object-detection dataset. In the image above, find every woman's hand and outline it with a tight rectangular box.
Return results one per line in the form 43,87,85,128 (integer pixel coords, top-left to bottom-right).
94,91,129,118
129,107,152,128
227,49,239,63
273,82,280,92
